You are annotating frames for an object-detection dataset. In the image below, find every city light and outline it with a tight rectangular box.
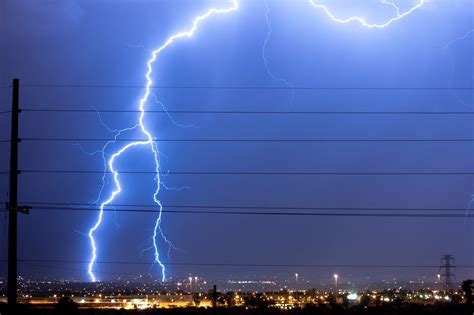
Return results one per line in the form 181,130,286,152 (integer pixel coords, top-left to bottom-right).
347,293,358,300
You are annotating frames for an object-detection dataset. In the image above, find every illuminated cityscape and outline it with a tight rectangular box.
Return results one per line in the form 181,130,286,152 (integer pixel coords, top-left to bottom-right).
0,274,470,313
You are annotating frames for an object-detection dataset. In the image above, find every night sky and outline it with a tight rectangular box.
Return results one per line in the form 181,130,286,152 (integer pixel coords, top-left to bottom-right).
1,0,473,285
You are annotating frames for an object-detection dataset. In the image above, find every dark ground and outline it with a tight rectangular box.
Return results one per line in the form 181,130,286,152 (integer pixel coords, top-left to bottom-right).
1,304,474,315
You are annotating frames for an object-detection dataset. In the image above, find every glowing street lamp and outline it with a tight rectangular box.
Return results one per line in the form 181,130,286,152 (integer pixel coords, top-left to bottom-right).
295,273,299,282
333,274,339,293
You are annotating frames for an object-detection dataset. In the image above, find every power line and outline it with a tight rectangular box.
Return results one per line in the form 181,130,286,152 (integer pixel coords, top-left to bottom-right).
13,205,474,218
19,169,474,176
20,108,474,115
19,138,474,143
14,258,474,268
18,84,474,90
21,201,472,212
16,262,142,277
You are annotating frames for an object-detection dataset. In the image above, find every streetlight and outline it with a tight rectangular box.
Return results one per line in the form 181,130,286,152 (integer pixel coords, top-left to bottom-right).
437,274,441,291
189,276,193,291
295,273,299,282
333,274,339,294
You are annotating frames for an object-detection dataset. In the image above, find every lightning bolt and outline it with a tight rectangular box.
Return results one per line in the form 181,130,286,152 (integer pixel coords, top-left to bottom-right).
308,0,425,28
442,29,474,219
262,0,294,102
443,29,474,53
87,0,425,282
261,0,425,101
443,29,474,109
87,0,240,283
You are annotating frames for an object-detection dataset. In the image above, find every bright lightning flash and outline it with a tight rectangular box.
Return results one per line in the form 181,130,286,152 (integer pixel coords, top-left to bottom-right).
87,0,240,283
87,0,425,282
309,0,425,28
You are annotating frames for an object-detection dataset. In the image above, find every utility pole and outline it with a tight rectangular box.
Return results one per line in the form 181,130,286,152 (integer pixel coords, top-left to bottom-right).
6,79,30,310
7,78,19,308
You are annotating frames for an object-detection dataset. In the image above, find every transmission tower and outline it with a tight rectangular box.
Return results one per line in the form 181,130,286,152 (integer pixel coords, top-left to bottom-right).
439,255,456,291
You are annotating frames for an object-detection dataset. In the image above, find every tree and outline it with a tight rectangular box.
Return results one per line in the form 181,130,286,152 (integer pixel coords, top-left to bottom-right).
462,279,473,305
342,293,349,308
243,293,274,309
360,294,371,307
192,293,201,306
55,296,79,315
225,291,236,307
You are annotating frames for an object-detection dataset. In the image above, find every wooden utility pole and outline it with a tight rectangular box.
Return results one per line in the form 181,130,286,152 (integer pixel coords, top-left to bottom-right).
7,78,19,308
